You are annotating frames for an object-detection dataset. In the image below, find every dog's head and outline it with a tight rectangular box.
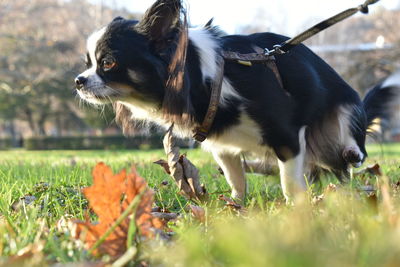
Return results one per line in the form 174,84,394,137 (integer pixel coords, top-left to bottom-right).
75,0,186,112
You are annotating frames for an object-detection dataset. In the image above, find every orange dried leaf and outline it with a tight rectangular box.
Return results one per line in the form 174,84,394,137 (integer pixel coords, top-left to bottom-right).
74,162,163,257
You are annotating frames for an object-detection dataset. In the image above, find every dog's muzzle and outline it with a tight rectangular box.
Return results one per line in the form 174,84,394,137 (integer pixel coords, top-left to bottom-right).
343,146,364,168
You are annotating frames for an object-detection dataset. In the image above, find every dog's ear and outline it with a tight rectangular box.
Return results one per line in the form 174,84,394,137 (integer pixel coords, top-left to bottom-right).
112,16,124,22
136,0,182,44
204,18,214,29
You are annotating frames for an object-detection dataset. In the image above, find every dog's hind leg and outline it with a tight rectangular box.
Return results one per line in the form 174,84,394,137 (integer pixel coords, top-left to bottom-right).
212,151,246,201
277,126,308,203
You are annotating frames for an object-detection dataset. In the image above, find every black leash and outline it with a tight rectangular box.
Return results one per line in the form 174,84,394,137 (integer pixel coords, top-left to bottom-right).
265,0,380,56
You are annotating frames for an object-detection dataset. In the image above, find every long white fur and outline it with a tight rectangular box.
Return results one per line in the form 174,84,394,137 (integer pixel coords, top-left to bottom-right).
212,152,246,200
87,27,106,69
337,105,364,162
277,126,308,201
204,113,274,201
202,113,271,156
188,27,219,80
306,105,364,171
188,28,243,106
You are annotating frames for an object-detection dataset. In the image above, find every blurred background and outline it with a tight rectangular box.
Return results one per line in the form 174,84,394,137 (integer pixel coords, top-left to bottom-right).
0,0,399,150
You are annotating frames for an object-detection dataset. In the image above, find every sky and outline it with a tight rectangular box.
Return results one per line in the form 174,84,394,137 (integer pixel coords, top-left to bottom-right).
92,0,399,35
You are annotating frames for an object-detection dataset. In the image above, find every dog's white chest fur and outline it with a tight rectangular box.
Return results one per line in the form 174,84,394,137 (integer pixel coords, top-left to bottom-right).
202,114,270,156
119,99,267,156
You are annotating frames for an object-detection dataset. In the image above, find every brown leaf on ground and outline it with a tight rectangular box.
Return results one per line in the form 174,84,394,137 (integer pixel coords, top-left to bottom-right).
73,162,163,258
218,195,243,210
154,125,208,202
355,163,382,176
189,205,206,223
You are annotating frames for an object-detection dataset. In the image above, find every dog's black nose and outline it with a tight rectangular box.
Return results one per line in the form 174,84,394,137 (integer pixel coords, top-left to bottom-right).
75,76,87,88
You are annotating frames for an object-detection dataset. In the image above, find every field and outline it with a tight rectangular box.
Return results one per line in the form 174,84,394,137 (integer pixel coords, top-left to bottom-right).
0,143,399,266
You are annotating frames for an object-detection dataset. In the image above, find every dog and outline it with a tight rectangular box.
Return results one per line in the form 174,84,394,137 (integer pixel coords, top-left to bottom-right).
75,0,399,202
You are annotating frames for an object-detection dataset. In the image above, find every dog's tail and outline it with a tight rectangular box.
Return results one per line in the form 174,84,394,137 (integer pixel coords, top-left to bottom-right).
363,71,400,130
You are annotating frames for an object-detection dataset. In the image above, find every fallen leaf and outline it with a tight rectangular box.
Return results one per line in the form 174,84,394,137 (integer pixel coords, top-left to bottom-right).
189,205,205,223
154,125,208,202
355,163,382,176
153,160,171,175
73,162,163,258
218,195,242,210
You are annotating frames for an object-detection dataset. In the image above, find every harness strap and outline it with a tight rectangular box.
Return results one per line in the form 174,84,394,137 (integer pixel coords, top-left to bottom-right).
193,55,225,142
222,49,284,88
193,50,284,142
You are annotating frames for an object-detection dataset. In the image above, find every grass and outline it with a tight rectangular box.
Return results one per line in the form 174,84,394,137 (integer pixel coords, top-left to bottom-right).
0,143,399,266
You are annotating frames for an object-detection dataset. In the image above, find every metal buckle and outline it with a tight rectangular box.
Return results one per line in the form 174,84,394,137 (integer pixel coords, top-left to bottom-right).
264,48,271,56
264,45,285,56
193,127,208,142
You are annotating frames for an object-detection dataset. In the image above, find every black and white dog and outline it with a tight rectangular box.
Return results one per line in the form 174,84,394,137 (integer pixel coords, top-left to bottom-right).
75,0,399,201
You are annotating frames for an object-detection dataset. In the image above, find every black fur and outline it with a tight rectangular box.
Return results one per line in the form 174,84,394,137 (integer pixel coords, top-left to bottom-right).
75,0,398,188
364,83,400,127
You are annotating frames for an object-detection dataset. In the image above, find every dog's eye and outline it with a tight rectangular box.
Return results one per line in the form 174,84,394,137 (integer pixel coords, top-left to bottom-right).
102,59,117,71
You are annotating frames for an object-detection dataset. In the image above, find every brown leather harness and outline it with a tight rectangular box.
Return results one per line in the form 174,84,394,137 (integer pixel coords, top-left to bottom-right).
192,48,284,142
